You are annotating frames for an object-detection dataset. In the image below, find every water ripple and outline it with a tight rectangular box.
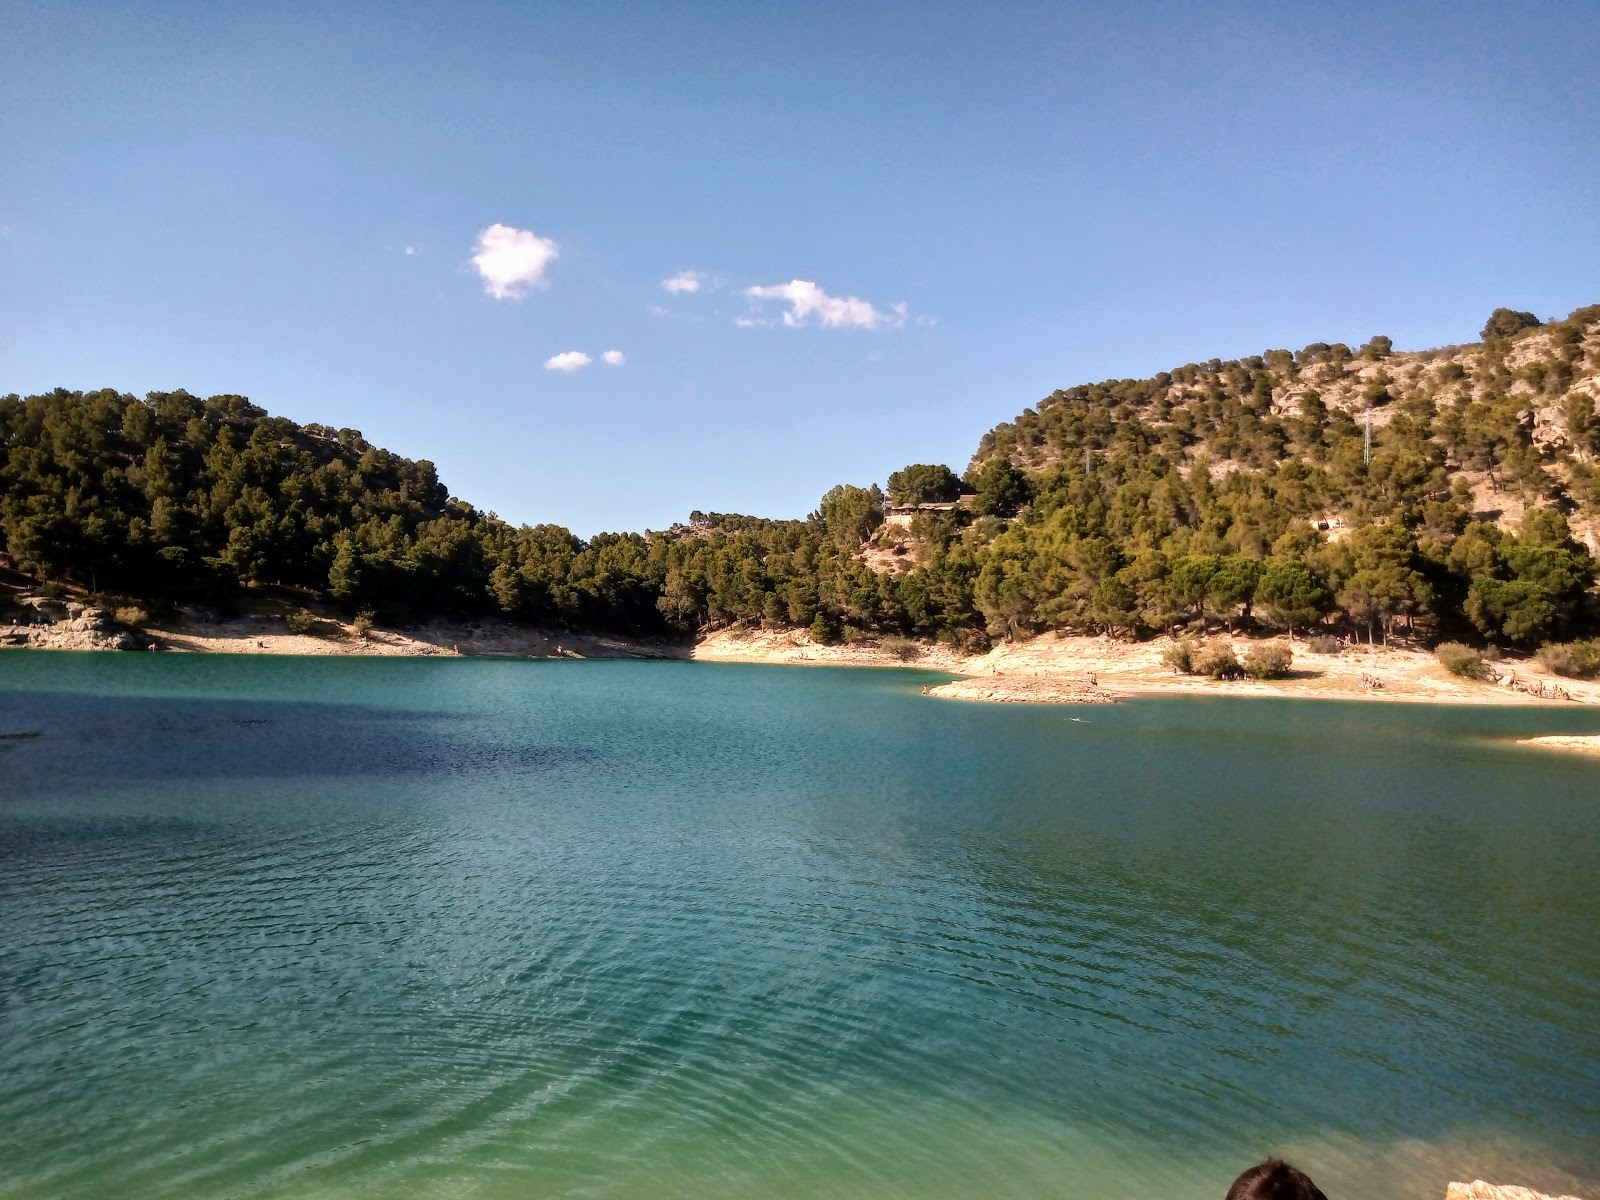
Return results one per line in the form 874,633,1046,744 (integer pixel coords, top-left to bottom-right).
3,661,1599,1199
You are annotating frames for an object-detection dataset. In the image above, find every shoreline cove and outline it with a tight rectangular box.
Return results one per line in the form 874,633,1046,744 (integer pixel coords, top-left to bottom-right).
8,615,1600,713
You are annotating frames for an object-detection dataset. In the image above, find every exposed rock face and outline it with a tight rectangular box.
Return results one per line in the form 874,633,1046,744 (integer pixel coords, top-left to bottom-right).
921,674,1119,704
1447,1183,1589,1200
1519,734,1600,756
2,608,142,651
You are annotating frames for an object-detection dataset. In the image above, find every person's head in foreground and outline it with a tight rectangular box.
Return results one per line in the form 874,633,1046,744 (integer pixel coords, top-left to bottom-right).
1225,1158,1329,1200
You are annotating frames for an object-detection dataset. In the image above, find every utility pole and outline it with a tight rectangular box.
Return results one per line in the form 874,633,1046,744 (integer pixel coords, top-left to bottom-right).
1364,409,1372,467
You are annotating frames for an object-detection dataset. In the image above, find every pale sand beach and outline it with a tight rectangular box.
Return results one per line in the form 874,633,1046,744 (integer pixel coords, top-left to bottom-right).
1517,735,1600,756
10,608,1600,713
694,628,1600,709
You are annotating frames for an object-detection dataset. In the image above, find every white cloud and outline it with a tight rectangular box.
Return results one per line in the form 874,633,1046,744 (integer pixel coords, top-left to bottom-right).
742,279,905,330
473,223,559,300
602,349,625,366
662,269,706,294
544,350,592,372
404,246,416,255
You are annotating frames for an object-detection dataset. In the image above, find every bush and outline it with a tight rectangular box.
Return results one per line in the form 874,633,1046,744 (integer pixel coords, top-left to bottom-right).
1243,642,1294,680
1195,642,1243,680
949,626,991,655
284,608,317,635
807,613,833,645
352,610,375,639
113,606,150,629
1436,642,1489,680
1162,638,1198,674
1537,639,1600,679
1481,308,1541,341
1305,635,1343,655
878,635,921,661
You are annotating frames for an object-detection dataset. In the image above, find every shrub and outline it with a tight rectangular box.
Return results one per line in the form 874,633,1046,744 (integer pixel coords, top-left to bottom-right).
878,635,921,661
1481,308,1541,341
1162,638,1198,674
1436,642,1489,680
949,626,991,655
1305,635,1343,655
1195,642,1243,680
352,610,375,639
284,608,317,635
1537,639,1600,679
807,613,833,645
113,606,150,629
1244,642,1294,680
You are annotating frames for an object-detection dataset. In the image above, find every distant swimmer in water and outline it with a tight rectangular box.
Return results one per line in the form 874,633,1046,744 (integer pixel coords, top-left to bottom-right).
1225,1159,1328,1200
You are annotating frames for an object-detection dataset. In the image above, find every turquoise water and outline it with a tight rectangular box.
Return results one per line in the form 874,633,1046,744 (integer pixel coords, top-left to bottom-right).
1,654,1598,1200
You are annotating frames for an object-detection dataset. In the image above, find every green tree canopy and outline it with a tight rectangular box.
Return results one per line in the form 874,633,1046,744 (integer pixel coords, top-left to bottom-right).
886,464,962,506
967,456,1031,518
1481,308,1541,340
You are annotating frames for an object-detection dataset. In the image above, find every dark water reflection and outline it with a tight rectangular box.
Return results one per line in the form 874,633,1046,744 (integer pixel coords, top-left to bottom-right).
1,653,1597,1199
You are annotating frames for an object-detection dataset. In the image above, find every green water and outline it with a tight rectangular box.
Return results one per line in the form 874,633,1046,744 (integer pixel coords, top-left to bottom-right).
1,655,1597,1200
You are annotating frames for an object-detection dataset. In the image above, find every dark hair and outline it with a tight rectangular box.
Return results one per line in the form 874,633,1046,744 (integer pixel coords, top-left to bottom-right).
1225,1159,1329,1200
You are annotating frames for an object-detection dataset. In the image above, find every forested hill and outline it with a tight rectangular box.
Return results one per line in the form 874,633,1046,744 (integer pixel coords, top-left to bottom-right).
3,303,1599,652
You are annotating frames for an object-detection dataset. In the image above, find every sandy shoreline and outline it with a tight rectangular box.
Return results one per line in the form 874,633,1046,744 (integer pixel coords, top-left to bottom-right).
3,610,684,661
1517,735,1600,756
8,611,1600,717
695,628,1600,709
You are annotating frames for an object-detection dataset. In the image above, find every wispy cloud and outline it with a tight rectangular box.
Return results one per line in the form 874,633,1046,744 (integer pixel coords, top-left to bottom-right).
473,223,559,300
742,279,904,330
602,349,625,366
544,350,592,372
662,269,707,294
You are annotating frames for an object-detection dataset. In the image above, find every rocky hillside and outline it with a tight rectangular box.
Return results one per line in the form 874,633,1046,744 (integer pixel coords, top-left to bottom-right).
970,305,1600,551
5,306,1599,655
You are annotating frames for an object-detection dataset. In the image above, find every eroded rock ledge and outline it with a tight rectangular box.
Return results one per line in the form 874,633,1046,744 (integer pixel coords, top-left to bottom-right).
1447,1182,1588,1200
921,676,1119,704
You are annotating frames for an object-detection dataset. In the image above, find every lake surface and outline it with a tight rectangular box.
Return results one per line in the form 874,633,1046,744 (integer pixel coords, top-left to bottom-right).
1,654,1598,1200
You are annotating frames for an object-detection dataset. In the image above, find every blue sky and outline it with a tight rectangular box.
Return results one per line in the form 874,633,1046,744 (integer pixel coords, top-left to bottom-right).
4,2,1598,535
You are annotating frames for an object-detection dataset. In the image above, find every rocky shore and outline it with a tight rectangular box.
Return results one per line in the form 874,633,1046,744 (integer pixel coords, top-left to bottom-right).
696,628,1600,710
1447,1183,1588,1200
1,600,145,652
1517,734,1600,756
7,601,1600,725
